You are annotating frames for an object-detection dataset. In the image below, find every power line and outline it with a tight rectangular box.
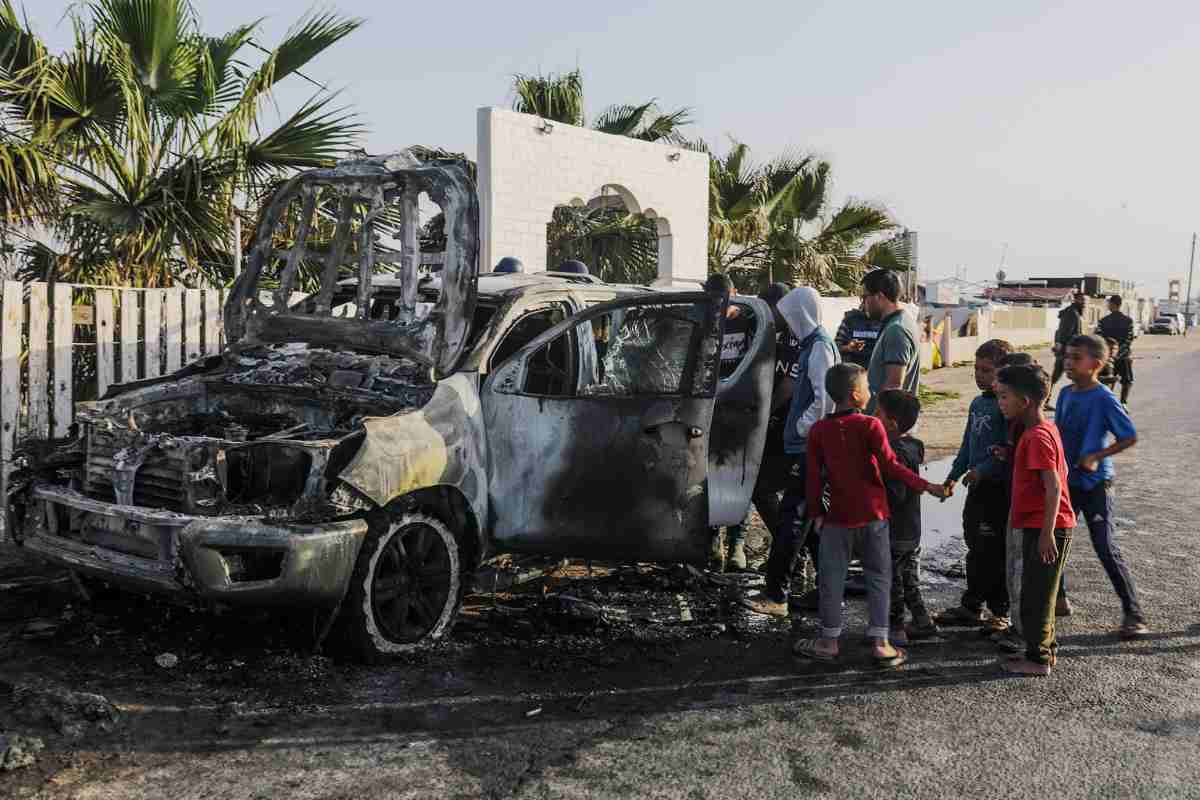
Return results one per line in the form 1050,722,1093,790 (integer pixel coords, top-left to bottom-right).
247,38,333,93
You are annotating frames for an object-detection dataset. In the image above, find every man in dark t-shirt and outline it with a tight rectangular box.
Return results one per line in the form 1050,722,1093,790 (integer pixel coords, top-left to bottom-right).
835,303,882,368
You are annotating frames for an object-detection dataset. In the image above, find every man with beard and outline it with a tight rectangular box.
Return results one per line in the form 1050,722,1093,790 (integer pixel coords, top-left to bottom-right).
862,269,921,413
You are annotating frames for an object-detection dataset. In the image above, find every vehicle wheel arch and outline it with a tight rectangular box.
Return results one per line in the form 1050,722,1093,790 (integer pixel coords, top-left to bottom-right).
385,484,485,570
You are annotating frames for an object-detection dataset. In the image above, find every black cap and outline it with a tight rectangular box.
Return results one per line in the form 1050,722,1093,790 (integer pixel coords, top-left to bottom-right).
494,256,524,274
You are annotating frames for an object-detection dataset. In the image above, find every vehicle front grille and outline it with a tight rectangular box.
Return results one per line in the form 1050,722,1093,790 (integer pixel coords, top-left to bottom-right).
83,427,188,511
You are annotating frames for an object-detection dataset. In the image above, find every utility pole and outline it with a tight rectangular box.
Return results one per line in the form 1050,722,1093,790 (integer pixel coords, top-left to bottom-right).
1187,232,1196,333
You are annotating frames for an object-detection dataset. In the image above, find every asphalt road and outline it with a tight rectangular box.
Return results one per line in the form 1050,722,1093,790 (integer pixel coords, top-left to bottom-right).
3,341,1200,799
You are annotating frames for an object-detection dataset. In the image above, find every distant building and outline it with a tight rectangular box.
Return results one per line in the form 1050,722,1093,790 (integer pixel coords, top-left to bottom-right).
984,285,1076,308
922,277,970,305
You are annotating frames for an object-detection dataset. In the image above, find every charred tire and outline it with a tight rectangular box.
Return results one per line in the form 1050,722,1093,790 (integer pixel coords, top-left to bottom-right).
338,511,463,662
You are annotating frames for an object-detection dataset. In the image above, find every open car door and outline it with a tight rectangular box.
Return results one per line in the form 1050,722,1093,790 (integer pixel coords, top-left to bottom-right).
708,296,776,526
481,288,727,565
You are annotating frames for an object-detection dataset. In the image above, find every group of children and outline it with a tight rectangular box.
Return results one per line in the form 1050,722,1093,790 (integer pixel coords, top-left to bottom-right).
738,277,1145,677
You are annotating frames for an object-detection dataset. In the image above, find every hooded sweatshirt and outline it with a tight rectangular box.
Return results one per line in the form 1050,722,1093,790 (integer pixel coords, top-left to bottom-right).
778,288,840,454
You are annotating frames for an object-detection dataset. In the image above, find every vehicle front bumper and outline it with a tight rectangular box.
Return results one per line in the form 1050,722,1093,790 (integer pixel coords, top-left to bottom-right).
20,484,369,607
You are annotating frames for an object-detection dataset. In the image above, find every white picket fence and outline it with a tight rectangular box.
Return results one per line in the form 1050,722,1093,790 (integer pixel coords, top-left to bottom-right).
0,281,227,540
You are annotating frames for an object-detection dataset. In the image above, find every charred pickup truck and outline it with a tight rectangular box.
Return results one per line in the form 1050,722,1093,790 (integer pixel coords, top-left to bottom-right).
8,151,775,660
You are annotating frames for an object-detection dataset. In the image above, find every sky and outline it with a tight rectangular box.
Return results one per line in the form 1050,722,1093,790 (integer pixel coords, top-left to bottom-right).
22,1,1200,298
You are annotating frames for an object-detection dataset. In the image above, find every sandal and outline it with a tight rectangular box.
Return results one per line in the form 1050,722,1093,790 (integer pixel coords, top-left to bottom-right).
1004,652,1056,668
793,638,838,662
873,646,908,669
1002,658,1051,676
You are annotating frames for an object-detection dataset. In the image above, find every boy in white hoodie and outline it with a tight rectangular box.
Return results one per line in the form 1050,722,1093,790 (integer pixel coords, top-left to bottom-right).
741,288,840,616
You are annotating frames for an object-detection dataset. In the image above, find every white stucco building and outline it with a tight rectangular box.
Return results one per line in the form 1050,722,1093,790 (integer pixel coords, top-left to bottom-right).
475,107,710,286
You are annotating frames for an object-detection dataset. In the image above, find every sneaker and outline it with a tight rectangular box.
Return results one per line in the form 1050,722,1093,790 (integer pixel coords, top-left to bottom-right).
727,541,748,571
1055,596,1073,617
1119,617,1149,639
935,606,986,626
889,626,910,647
709,532,726,573
739,594,788,618
908,616,942,640
995,629,1025,654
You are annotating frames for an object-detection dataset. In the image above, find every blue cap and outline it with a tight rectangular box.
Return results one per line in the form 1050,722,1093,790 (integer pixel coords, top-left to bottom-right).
493,257,524,274
556,260,589,275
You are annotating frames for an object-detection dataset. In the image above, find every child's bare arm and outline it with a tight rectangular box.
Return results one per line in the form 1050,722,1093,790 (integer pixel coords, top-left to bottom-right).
1038,469,1062,564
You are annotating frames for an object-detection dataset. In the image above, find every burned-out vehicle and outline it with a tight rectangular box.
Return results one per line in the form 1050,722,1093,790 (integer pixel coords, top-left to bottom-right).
9,152,775,660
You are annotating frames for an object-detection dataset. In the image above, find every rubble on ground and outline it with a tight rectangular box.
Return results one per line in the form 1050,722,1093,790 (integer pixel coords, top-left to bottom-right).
4,681,121,739
0,733,44,771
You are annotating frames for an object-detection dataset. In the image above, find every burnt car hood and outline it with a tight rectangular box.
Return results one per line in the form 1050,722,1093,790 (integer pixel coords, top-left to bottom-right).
224,151,479,377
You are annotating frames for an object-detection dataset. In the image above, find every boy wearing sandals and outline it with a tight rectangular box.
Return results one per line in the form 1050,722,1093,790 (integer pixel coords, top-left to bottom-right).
995,364,1076,676
794,364,949,667
992,351,1038,655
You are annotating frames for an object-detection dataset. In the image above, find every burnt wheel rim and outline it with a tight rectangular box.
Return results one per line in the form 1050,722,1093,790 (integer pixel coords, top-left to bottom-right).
371,522,453,644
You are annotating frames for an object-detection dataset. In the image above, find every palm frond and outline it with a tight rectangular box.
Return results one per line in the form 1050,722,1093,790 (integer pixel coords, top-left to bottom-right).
636,107,692,143
760,155,828,223
215,10,360,150
0,0,45,81
512,69,584,126
243,93,361,184
0,138,56,222
91,0,203,111
36,32,124,151
592,101,655,137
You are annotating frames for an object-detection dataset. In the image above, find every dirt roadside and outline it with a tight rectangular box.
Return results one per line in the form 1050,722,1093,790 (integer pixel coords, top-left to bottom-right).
918,332,1199,459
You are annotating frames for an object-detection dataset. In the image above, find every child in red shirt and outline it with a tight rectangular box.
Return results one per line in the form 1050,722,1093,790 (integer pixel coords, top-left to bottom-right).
793,364,949,667
995,363,1076,676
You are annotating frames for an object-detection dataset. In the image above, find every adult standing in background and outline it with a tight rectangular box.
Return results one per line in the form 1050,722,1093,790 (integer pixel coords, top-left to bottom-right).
863,269,921,412
1096,294,1136,407
836,300,882,368
1048,291,1086,408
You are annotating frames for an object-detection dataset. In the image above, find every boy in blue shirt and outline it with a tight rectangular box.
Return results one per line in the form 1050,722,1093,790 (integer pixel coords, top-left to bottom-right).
939,339,1013,630
1056,334,1147,638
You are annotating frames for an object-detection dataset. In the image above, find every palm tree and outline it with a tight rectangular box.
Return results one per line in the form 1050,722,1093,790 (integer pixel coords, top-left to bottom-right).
512,69,584,127
511,70,692,144
705,138,899,294
0,0,363,288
